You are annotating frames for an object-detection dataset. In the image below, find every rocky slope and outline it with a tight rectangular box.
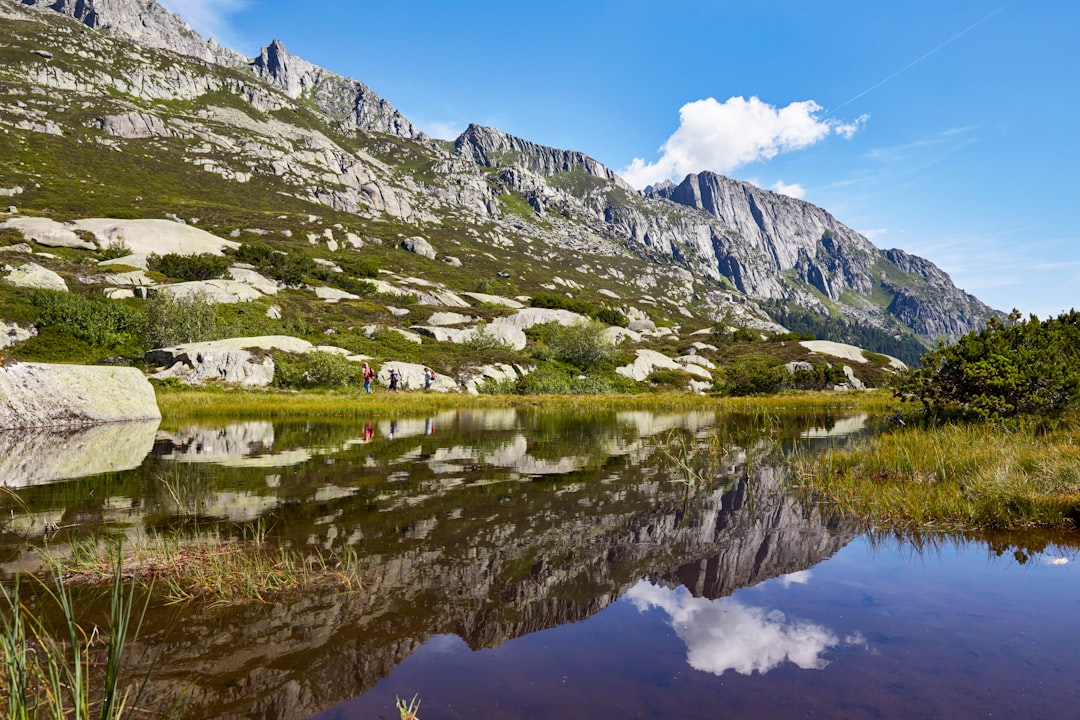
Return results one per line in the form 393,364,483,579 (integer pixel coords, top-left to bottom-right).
0,0,1002,381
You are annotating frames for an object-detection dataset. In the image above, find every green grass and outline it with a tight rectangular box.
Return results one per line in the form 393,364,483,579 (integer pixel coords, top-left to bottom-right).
793,415,1080,530
0,550,155,720
154,385,888,424
57,528,363,606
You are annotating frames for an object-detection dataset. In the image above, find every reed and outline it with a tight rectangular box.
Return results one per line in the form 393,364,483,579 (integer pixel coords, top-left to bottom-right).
0,550,153,720
396,694,421,720
55,528,364,606
793,417,1080,529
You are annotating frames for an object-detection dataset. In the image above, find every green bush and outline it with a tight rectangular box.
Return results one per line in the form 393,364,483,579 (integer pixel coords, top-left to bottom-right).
31,290,143,350
713,326,757,343
646,368,688,389
142,291,217,350
718,356,786,396
897,310,1080,420
463,325,516,352
147,253,229,281
233,243,314,287
594,307,628,327
337,255,380,279
272,351,364,389
530,292,594,317
528,320,619,370
99,239,132,260
512,364,638,395
311,267,376,296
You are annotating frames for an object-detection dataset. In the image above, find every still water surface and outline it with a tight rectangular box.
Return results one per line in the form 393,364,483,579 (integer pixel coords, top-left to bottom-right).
1,408,1078,719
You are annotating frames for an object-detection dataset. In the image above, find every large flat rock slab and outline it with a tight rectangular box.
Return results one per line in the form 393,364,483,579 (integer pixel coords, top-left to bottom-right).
0,362,160,429
74,218,239,255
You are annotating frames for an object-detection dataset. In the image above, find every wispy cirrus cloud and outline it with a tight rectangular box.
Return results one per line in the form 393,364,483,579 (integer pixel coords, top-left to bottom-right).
620,96,866,189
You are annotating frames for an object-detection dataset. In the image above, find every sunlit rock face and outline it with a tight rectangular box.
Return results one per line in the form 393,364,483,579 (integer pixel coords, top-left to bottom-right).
0,362,160,429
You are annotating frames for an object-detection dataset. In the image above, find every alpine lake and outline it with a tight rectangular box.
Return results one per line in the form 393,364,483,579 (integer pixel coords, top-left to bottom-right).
2,405,1078,720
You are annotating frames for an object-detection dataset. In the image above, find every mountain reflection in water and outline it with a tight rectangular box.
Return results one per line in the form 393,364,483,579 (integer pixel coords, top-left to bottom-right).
27,409,1076,719
0,409,859,719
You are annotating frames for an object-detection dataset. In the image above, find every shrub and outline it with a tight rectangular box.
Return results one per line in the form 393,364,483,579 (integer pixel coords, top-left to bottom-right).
99,238,132,260
530,292,594,317
337,255,380,279
147,253,229,281
646,368,688,389
513,364,638,395
529,320,618,370
272,351,364,389
233,243,314,287
897,310,1080,420
31,290,143,350
594,307,628,327
463,325,516,352
769,331,815,342
476,377,519,395
718,356,786,396
713,326,757,343
312,268,376,297
142,291,217,349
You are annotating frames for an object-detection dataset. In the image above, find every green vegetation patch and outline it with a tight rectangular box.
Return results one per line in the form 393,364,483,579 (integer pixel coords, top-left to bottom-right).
897,310,1080,420
794,415,1080,530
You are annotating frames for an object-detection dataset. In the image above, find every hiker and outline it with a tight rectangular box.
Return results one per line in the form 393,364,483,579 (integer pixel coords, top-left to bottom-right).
424,367,436,390
362,362,375,393
388,367,401,393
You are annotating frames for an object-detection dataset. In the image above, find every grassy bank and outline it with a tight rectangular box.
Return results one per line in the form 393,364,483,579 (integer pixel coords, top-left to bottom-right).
793,417,1080,530
154,385,892,421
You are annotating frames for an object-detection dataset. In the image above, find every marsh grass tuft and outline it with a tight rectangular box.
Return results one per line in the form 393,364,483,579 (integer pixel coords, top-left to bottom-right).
793,415,1080,530
54,528,365,606
0,548,154,720
396,693,421,720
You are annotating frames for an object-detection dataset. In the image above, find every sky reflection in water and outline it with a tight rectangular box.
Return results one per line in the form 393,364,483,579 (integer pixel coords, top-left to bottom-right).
626,577,866,676
5,410,1080,719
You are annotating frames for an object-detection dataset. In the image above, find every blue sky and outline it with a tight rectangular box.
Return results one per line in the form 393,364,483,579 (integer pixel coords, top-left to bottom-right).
160,0,1079,318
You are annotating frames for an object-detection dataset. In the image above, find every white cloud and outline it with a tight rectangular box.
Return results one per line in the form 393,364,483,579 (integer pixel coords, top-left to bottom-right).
158,0,247,45
621,96,864,189
779,570,813,588
833,114,869,140
418,120,466,141
626,580,865,676
770,180,806,199
859,228,889,241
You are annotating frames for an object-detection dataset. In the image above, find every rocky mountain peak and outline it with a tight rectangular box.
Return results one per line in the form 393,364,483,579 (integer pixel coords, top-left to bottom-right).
455,124,633,191
17,0,247,65
249,37,421,139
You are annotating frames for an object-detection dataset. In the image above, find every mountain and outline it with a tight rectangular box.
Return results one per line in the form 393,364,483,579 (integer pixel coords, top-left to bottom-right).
0,0,1002,380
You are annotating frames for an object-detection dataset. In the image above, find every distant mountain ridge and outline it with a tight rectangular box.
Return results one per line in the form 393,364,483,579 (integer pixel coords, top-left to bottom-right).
2,0,1002,357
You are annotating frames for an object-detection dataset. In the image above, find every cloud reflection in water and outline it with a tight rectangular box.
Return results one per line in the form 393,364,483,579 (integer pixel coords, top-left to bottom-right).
626,580,864,676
